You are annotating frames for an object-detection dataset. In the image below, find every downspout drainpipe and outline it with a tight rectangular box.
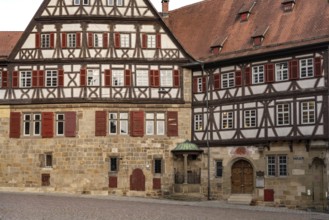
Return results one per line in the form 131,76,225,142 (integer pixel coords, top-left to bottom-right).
199,61,211,200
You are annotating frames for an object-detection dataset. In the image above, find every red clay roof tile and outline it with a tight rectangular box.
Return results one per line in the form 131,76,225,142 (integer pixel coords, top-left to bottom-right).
0,32,22,58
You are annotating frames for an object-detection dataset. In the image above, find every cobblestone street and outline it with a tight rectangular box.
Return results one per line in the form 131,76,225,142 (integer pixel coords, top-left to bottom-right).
0,192,328,220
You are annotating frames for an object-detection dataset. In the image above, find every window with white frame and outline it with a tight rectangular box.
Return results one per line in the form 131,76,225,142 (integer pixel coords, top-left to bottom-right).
300,58,314,78
194,114,203,131
109,112,128,135
67,33,76,48
252,65,264,84
147,35,156,48
87,69,100,86
74,0,89,5
160,70,173,87
56,113,65,136
94,33,103,48
196,77,203,93
120,34,130,48
276,103,290,126
136,70,149,86
108,0,123,6
23,113,41,136
221,72,235,89
146,113,165,135
20,71,32,88
41,34,50,48
112,70,124,86
244,109,256,128
222,111,233,129
301,101,315,124
46,70,58,87
267,155,288,177
275,62,288,81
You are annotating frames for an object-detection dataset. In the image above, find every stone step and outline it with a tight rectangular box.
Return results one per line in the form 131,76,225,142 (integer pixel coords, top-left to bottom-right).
227,194,253,205
164,193,205,202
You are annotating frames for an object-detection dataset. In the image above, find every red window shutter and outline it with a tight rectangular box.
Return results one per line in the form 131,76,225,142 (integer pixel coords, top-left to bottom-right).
10,112,21,138
289,59,299,80
104,69,112,86
12,71,19,88
32,70,38,87
130,111,144,137
114,32,121,48
167,111,178,137
50,33,55,49
95,111,107,136
125,69,131,87
314,57,322,77
76,32,81,48
235,71,242,87
193,77,198,93
42,112,54,138
2,71,8,88
35,33,41,48
103,33,108,48
61,33,67,48
156,33,161,49
150,70,160,87
38,70,44,87
58,69,64,87
202,76,206,92
214,74,220,90
265,63,274,83
245,67,251,85
142,34,147,49
65,112,76,137
88,32,93,48
80,68,86,86
173,70,180,87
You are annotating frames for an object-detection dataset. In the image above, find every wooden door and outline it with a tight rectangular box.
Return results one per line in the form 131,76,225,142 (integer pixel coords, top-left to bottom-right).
231,160,253,194
130,168,145,191
312,158,325,208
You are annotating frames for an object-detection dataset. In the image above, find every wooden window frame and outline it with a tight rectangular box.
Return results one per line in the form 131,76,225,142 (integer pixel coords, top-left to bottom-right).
67,33,77,48
301,101,316,125
221,111,234,129
299,58,314,79
20,71,32,88
74,0,89,5
120,33,130,48
87,69,100,86
252,65,265,84
107,0,124,6
146,112,165,136
154,158,163,174
93,33,103,48
109,157,119,172
160,70,173,87
112,70,124,87
276,103,290,126
46,70,58,87
194,114,203,131
267,155,288,177
135,70,149,87
244,109,256,128
45,152,53,168
275,62,289,81
221,72,235,89
56,113,65,136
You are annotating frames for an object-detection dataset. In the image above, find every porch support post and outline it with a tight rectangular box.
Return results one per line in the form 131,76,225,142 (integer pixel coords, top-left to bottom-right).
183,153,188,184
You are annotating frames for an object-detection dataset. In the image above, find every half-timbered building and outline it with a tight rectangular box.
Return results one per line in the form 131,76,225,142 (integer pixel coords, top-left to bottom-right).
0,0,193,197
166,0,329,209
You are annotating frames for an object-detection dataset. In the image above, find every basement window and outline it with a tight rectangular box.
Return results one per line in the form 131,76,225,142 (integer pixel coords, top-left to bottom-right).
281,0,296,12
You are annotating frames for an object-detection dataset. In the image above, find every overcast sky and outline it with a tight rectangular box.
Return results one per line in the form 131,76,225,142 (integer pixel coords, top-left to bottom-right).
0,0,203,31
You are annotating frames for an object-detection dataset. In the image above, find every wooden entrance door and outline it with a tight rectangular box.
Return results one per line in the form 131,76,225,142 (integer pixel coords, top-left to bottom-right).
231,160,253,194
130,168,145,191
311,158,325,208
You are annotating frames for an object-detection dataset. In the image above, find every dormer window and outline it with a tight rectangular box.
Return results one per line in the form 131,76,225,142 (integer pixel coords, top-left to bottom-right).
281,0,296,12
238,2,256,22
210,36,228,55
252,26,269,46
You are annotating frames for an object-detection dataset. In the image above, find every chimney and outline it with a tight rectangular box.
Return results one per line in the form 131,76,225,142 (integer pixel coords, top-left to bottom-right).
161,0,169,17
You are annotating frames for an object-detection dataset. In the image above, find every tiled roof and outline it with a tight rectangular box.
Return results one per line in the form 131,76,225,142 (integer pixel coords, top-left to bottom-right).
166,0,329,62
0,32,22,58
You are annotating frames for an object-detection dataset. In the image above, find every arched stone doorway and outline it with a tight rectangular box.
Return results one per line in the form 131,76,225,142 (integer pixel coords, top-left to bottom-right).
130,168,145,191
231,160,254,194
311,157,326,209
